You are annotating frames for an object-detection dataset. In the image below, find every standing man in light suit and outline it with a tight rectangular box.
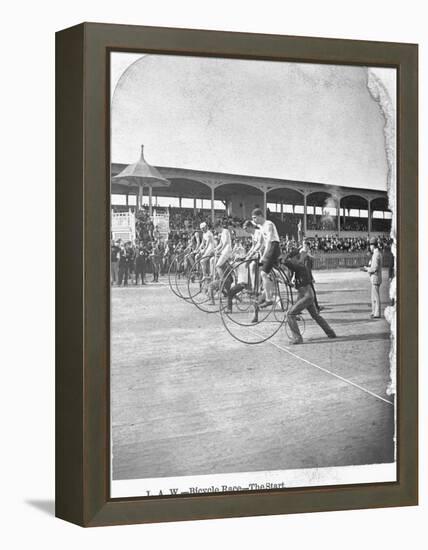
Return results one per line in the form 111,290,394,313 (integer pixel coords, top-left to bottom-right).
363,237,383,318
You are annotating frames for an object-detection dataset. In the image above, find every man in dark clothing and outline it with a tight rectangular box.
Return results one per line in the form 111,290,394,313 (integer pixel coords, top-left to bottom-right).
158,241,166,275
127,242,136,280
150,241,161,282
299,239,321,312
388,252,395,307
135,247,147,285
118,243,132,286
283,249,336,344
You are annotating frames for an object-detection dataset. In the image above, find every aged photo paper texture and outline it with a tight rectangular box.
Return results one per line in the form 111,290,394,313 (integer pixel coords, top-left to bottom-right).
109,53,397,498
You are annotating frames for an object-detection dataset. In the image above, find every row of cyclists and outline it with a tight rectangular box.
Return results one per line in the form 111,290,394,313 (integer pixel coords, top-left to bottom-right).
174,208,336,345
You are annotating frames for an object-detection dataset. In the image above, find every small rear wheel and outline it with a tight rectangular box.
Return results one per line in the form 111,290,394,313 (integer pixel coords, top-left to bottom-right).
187,255,222,313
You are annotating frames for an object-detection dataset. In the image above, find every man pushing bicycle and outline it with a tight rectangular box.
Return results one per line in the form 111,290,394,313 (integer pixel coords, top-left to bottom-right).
283,248,336,345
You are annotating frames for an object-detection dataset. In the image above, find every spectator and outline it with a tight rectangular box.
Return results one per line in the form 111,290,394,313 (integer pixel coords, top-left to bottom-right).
150,241,162,282
135,246,147,285
118,242,133,286
111,239,120,285
362,237,383,319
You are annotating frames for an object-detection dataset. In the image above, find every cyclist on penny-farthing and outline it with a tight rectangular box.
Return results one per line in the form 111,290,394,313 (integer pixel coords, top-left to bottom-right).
207,220,233,305
243,219,264,290
251,208,281,308
224,220,264,313
195,222,215,281
183,230,201,274
214,220,233,277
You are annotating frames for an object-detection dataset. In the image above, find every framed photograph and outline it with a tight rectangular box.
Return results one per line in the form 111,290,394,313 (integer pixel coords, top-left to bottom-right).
56,23,418,526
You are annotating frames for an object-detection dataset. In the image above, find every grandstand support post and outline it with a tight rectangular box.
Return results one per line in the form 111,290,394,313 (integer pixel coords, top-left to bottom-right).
368,199,372,235
149,186,153,216
138,184,143,211
303,193,307,235
281,202,284,222
211,186,215,224
337,197,341,236
126,193,129,207
263,189,267,218
193,197,197,215
179,197,182,209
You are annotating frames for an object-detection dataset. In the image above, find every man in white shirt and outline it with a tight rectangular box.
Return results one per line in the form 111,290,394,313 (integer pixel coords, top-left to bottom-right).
207,221,234,305
252,208,281,306
243,219,264,291
223,224,256,313
244,220,264,259
214,221,233,275
196,222,215,279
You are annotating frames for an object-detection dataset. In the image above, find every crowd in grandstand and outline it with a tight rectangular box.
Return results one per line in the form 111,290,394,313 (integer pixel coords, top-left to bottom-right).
135,206,245,243
128,205,390,243
132,206,301,243
306,235,392,253
168,207,247,234
269,212,302,240
306,217,337,231
340,220,368,232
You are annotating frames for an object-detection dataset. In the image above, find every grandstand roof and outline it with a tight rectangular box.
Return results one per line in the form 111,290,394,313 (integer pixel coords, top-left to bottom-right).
111,163,389,209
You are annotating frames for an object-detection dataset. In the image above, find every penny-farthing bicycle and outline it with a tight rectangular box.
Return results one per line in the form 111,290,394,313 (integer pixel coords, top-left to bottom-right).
218,256,305,344
167,252,193,300
175,250,198,300
187,253,235,313
167,252,182,297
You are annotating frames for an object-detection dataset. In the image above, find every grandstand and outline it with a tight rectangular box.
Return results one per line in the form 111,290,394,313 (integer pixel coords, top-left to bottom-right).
111,163,391,241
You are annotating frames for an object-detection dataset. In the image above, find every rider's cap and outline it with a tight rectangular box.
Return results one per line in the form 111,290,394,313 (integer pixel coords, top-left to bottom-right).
200,222,207,229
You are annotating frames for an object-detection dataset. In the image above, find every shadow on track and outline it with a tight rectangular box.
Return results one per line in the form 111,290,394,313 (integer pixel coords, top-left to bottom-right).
303,332,389,345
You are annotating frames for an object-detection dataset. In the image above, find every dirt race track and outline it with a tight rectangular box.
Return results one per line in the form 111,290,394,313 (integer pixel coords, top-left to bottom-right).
111,268,395,481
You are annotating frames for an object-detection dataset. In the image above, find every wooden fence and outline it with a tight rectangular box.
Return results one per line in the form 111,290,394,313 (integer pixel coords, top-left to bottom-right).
312,250,392,270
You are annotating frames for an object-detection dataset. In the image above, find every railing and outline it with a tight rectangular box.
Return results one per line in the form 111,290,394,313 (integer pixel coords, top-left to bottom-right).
111,210,136,242
312,250,392,270
305,230,389,238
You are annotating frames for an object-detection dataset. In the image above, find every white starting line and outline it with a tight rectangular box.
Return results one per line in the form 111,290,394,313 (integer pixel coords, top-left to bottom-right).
266,337,393,406
249,326,394,406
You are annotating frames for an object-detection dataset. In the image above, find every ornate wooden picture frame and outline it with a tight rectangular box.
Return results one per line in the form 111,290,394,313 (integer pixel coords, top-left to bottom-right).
56,23,418,527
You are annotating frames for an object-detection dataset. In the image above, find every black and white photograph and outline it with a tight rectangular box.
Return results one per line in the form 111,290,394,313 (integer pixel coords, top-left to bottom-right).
109,52,397,498
3,0,424,541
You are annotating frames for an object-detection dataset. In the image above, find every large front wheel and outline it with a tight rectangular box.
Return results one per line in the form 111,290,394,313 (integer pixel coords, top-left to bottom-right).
219,261,291,344
167,253,184,298
174,253,195,300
